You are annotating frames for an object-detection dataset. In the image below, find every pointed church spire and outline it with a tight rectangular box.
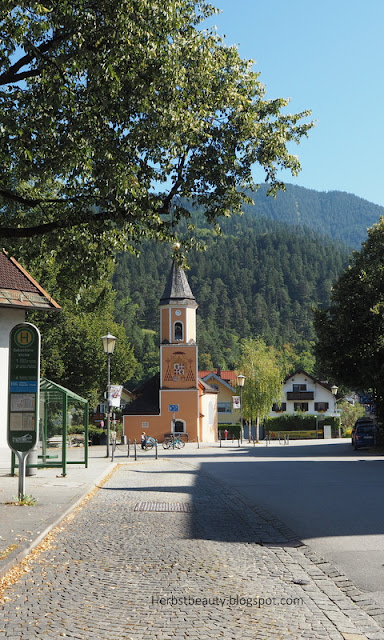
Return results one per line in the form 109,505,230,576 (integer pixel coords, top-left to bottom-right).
159,260,196,306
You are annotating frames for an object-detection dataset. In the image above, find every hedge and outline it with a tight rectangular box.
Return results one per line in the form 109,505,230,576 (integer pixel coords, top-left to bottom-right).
265,414,339,432
218,423,241,439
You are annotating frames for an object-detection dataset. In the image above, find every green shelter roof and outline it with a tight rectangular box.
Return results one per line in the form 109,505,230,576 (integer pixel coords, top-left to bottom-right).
40,378,88,405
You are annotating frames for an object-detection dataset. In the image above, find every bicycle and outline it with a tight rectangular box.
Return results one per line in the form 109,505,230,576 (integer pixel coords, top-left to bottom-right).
143,436,157,451
162,435,185,449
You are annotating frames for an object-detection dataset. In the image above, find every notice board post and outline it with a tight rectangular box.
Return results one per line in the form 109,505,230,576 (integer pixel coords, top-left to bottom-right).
7,323,40,499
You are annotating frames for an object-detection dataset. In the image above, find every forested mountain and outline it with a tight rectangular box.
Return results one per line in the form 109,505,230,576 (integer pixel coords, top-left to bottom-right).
241,184,384,249
112,185,384,386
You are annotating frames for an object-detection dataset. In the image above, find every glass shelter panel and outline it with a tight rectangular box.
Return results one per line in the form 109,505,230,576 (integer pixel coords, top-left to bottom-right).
12,378,89,477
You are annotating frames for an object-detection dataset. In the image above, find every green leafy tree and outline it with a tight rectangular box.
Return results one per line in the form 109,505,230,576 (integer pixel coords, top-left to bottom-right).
278,343,316,377
35,309,137,405
337,400,365,435
314,218,384,423
0,0,313,263
239,337,283,439
26,257,138,403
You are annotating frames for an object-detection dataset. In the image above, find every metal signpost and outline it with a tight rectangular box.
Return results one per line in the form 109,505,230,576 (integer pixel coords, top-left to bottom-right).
7,323,40,499
169,405,179,433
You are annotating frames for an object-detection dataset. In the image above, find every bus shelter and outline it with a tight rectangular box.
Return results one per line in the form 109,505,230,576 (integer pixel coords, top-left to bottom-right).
12,378,89,477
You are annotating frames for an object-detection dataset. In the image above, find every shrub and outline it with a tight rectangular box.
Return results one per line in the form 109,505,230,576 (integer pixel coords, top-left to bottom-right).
265,414,340,435
218,423,241,439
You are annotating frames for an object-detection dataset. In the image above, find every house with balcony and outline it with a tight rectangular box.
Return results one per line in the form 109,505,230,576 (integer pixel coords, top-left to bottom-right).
269,369,337,418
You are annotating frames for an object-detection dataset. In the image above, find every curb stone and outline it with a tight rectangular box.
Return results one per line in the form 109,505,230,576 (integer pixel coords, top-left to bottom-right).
0,461,116,580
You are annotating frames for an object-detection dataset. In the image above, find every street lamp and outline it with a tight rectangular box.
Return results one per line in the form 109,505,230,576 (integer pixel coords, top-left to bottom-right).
331,384,342,438
101,332,117,457
237,374,246,443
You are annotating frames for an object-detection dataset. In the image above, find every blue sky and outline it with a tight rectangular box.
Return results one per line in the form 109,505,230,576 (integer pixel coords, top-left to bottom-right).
205,0,384,207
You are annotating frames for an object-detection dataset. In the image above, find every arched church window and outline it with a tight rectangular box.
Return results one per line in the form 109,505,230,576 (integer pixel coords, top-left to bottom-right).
174,420,185,433
174,321,183,341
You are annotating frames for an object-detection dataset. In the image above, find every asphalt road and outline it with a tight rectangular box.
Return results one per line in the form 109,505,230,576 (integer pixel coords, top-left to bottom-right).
186,439,384,608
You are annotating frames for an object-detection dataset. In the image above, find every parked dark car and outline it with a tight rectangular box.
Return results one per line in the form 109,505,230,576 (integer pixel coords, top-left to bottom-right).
352,423,377,450
351,417,374,442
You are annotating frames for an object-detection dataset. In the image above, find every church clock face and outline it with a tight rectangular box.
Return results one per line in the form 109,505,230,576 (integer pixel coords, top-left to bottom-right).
175,310,181,316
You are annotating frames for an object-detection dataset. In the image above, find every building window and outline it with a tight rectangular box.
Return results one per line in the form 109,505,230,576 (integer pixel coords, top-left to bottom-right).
293,384,307,392
272,403,287,412
174,322,183,341
314,402,329,412
294,402,309,412
174,420,185,433
218,402,232,413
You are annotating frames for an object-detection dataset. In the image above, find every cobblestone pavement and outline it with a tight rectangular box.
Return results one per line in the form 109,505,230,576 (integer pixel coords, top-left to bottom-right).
1,459,384,640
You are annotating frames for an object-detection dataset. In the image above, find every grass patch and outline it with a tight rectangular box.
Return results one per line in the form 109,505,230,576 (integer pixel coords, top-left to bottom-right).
5,494,37,506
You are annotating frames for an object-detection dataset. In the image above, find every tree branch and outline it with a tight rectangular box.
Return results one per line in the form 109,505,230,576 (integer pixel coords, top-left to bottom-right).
157,155,187,215
0,219,70,238
0,32,67,85
0,188,94,207
0,206,137,239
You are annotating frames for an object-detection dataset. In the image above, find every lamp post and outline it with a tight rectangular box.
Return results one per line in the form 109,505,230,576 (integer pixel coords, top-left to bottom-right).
237,374,246,443
331,384,342,438
101,332,117,457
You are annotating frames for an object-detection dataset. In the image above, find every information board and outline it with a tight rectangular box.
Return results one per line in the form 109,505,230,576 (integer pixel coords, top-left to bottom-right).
8,323,40,452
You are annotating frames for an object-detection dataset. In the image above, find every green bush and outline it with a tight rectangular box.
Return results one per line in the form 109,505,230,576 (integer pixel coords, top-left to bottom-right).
218,423,241,439
266,414,340,434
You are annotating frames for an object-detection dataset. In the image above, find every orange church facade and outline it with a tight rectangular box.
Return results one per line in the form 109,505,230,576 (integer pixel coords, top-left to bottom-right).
123,260,218,443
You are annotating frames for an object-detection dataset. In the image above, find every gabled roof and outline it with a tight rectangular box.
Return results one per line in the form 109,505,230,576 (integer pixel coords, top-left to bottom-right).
40,377,87,404
199,369,237,386
0,249,61,311
199,378,219,393
159,261,197,306
284,369,334,393
200,372,235,392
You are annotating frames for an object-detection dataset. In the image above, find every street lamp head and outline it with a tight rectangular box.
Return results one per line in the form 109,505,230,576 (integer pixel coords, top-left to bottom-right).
237,373,246,388
101,332,117,355
331,384,338,396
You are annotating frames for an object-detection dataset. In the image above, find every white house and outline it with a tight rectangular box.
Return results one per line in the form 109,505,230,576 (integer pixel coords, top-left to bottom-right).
269,369,337,418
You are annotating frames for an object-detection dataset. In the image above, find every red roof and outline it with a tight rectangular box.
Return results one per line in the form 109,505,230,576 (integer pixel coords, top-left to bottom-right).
199,370,237,385
0,249,61,311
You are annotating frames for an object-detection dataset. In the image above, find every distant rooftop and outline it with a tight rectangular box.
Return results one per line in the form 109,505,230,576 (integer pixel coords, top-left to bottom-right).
199,370,237,386
0,249,61,311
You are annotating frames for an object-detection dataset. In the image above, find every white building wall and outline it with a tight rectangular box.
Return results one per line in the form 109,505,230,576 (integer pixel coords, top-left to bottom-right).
185,307,196,342
0,309,25,448
200,392,218,443
269,371,336,418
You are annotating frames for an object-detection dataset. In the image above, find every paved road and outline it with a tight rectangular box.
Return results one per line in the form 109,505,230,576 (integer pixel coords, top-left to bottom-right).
2,457,384,640
182,439,384,609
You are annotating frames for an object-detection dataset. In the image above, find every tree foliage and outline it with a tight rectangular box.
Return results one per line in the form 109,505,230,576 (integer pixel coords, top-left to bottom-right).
0,0,312,261
314,218,384,422
238,337,283,428
113,212,348,384
336,400,365,434
242,184,384,250
35,309,136,405
25,257,137,404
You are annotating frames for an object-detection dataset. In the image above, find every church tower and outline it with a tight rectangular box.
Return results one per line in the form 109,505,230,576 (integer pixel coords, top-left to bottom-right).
122,253,217,443
158,260,199,433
